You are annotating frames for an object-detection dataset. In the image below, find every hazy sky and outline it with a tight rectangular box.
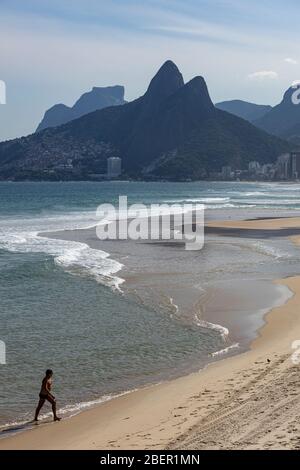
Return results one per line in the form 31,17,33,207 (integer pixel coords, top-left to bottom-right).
1,0,300,141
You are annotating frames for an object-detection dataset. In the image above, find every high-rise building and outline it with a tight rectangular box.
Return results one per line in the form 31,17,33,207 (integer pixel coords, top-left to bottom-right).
248,161,260,173
276,153,291,179
221,166,232,179
107,157,122,178
291,152,300,179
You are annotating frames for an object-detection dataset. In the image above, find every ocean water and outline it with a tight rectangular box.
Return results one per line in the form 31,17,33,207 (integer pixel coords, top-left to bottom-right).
1,180,300,431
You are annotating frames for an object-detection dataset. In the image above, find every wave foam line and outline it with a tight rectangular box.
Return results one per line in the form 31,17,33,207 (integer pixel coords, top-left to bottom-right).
163,197,230,204
211,343,240,357
250,241,291,260
0,230,125,292
53,239,125,291
0,389,136,435
194,314,229,340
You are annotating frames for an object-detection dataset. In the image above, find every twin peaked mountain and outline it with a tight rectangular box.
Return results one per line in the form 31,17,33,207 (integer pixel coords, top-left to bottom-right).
0,61,290,180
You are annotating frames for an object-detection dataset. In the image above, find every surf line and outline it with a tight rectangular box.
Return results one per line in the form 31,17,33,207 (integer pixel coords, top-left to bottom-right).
194,314,229,340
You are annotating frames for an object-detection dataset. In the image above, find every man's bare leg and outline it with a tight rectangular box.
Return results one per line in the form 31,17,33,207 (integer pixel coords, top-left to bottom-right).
34,398,45,421
48,396,61,421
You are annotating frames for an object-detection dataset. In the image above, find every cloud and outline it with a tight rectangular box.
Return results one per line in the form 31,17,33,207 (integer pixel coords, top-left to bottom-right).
285,57,298,65
0,1,296,141
247,70,278,80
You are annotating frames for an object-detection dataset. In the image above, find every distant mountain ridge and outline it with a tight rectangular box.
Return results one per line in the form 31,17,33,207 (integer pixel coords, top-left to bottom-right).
215,100,272,122
0,60,291,181
36,86,126,132
254,86,300,143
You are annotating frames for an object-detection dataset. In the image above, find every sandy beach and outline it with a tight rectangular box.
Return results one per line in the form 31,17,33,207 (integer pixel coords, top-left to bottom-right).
2,216,300,450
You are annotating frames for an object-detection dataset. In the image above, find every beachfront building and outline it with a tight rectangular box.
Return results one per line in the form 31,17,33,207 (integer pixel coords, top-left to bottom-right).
291,152,300,179
276,153,291,179
248,161,260,174
265,164,276,180
276,152,300,179
221,166,232,179
107,157,122,178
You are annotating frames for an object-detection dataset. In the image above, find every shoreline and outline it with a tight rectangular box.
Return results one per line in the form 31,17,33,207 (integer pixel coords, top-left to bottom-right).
1,216,300,449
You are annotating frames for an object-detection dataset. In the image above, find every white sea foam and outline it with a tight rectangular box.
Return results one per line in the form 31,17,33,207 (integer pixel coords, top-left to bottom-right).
0,212,125,291
163,197,230,204
164,200,259,210
168,297,179,318
161,191,300,210
207,203,255,209
211,343,240,357
194,314,229,340
54,241,124,291
269,184,300,191
240,199,300,205
243,191,267,196
0,389,136,435
251,241,291,260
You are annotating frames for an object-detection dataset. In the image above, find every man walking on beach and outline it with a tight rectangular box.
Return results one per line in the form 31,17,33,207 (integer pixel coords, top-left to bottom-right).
34,369,61,422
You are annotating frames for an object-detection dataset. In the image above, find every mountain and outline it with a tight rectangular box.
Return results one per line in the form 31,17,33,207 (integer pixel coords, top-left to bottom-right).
0,60,291,181
36,86,126,132
254,86,300,142
215,100,271,122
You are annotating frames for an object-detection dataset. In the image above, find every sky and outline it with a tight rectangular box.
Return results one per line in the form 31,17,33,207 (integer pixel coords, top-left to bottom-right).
1,0,300,141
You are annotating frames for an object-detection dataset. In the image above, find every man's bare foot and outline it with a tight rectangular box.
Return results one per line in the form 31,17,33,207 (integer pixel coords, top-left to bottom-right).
54,416,61,421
